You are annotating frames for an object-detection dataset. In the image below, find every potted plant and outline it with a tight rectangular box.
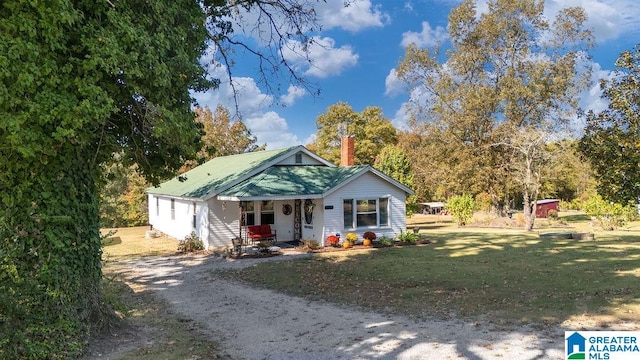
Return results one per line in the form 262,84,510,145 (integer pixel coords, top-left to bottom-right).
326,235,340,247
362,231,376,247
345,232,358,246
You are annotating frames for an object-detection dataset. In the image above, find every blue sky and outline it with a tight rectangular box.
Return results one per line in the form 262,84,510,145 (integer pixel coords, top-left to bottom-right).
193,0,640,149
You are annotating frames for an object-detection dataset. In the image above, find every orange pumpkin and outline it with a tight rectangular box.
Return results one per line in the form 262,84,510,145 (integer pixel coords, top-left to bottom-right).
363,239,372,247
342,241,352,249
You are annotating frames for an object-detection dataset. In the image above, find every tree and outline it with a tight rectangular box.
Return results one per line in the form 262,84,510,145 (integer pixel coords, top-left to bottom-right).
100,160,149,228
397,0,593,229
310,102,397,165
2,1,323,356
0,1,208,357
181,106,266,172
374,145,417,213
447,194,475,226
580,46,640,204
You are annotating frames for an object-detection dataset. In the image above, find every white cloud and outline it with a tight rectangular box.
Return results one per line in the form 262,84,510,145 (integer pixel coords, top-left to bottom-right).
245,112,302,149
401,21,449,48
282,36,359,79
192,72,303,150
317,0,389,32
280,85,307,106
384,68,406,97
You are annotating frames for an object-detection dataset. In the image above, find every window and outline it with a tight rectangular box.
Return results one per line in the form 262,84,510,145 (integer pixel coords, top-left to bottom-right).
260,200,274,224
156,197,160,217
240,201,255,226
170,199,175,220
192,203,197,228
343,198,390,229
295,153,302,164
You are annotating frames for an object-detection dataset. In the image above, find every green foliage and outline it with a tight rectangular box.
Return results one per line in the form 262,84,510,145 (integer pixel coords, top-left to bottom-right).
397,0,593,219
580,46,640,204
100,160,149,228
447,194,475,226
309,102,397,165
376,236,395,247
397,230,419,244
178,232,205,253
0,0,210,357
375,145,416,214
582,195,637,230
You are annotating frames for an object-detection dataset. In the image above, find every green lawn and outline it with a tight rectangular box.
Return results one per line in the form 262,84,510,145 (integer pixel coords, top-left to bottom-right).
225,227,640,328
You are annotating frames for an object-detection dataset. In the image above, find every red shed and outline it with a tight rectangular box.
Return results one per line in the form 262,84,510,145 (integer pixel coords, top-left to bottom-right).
535,199,560,218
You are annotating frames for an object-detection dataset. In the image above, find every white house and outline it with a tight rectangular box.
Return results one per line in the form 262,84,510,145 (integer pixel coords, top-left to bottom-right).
147,137,414,248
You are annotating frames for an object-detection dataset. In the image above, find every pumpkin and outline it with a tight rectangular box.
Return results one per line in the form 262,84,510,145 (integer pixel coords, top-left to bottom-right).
342,241,352,249
363,239,372,247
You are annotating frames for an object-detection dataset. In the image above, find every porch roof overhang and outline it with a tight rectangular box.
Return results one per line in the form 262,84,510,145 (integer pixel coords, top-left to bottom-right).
216,165,367,200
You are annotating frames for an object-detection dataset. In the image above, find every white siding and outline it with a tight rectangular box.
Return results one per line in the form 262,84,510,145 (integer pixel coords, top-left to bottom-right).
276,152,326,165
148,195,202,242
322,173,407,245
207,199,241,248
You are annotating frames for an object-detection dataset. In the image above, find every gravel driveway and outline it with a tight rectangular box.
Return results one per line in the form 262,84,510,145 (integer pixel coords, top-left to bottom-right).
115,253,565,359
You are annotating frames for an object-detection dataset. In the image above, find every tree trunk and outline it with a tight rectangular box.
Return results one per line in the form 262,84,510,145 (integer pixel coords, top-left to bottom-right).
0,147,103,357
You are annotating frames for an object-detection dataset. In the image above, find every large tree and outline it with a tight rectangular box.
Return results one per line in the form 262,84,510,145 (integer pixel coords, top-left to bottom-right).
309,101,398,165
580,46,640,204
181,106,266,172
397,0,593,229
0,1,210,357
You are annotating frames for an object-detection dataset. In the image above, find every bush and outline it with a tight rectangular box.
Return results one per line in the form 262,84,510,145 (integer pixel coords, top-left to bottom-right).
376,236,395,247
178,232,204,253
582,195,636,230
302,239,321,251
547,209,559,220
397,230,419,243
447,194,475,226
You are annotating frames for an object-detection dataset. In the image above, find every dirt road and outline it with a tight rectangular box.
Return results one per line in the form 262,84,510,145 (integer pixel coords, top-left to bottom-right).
105,252,567,359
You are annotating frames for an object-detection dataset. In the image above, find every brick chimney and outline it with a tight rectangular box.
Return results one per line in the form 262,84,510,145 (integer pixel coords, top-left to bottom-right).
340,136,355,167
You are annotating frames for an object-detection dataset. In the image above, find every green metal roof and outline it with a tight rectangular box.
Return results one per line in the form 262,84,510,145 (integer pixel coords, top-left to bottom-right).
147,147,297,199
218,165,369,198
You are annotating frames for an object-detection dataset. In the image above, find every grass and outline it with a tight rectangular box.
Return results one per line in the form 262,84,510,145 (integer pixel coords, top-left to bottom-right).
224,214,640,329
92,227,221,359
101,226,179,260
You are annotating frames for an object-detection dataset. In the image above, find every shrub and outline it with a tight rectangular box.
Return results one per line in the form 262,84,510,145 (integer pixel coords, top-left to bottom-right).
302,239,321,251
447,194,475,226
376,236,395,247
582,195,636,230
397,230,419,243
547,209,559,220
362,231,377,240
178,232,204,253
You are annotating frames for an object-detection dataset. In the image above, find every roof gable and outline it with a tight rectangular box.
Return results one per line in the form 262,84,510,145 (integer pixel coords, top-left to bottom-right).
218,165,367,199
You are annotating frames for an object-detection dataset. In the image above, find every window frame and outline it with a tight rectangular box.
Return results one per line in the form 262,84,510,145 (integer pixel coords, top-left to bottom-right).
240,201,255,226
343,197,390,229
